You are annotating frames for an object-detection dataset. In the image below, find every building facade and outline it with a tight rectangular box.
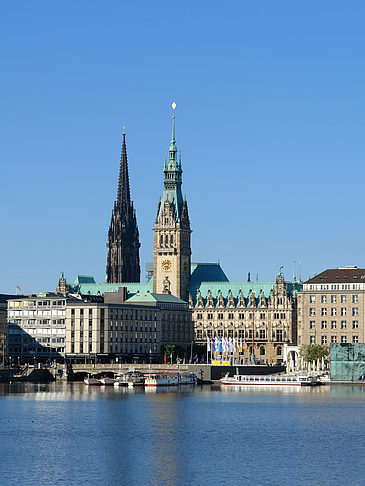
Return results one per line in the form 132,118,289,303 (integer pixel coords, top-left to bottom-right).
190,273,299,364
298,267,365,347
65,114,301,363
65,290,193,361
153,115,191,300
7,294,69,362
106,129,140,283
7,289,193,363
0,294,17,365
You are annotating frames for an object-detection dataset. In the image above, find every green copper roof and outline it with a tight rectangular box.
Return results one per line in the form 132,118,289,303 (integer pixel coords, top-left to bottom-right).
157,116,184,222
126,292,187,304
70,280,152,297
74,275,96,284
187,280,302,306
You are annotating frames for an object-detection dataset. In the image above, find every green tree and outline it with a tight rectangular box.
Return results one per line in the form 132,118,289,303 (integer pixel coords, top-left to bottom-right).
300,344,329,363
161,344,176,361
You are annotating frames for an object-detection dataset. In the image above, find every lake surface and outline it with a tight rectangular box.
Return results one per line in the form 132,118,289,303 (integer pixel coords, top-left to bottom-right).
0,382,364,486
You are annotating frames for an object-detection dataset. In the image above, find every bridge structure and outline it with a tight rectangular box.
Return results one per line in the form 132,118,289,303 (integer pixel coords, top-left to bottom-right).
55,363,285,382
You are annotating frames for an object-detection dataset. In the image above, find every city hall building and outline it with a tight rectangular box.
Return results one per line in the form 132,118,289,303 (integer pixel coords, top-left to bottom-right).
59,111,301,364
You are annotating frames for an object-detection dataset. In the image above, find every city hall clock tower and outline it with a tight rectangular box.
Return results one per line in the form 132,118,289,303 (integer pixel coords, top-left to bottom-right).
153,106,191,300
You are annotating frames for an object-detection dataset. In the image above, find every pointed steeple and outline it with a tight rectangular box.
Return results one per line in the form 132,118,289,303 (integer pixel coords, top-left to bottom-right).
158,107,184,222
106,127,140,283
117,127,131,218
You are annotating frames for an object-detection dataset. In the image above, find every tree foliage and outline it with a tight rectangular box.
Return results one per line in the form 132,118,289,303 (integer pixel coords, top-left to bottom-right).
300,344,329,362
161,344,176,358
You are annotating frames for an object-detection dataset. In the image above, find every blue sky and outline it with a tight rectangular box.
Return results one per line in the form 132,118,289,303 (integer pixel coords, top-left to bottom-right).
1,1,365,294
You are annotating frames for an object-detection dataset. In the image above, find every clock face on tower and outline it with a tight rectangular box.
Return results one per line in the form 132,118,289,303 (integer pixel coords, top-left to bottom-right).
161,259,172,271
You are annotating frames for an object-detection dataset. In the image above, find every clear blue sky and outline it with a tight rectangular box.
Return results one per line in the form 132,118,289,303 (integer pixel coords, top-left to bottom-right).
1,1,365,294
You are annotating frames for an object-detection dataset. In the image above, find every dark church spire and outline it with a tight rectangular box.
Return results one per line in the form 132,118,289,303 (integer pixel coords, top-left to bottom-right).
117,128,131,217
106,128,140,283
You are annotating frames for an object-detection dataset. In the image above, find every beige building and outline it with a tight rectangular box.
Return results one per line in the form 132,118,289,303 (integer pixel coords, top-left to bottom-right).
191,273,299,364
7,289,193,363
65,289,193,362
298,267,365,346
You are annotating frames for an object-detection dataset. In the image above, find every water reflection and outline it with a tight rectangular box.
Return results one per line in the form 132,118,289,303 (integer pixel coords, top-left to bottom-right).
0,382,364,486
0,382,364,399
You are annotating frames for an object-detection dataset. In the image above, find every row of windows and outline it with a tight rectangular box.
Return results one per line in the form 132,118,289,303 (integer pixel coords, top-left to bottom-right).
309,320,359,329
309,308,358,316
159,234,174,246
310,336,359,344
198,312,286,320
8,347,65,354
9,300,65,308
71,308,159,321
308,284,362,290
196,329,286,340
309,295,358,303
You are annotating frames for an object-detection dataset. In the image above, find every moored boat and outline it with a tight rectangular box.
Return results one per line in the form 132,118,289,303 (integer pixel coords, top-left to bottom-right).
113,371,145,387
220,373,322,387
98,376,117,386
84,377,101,385
144,372,197,387
178,372,197,385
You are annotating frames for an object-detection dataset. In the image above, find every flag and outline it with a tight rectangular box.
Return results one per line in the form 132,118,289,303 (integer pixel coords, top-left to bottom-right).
228,337,233,353
211,338,215,352
207,337,211,352
237,339,242,353
244,340,248,352
218,337,222,353
16,285,21,293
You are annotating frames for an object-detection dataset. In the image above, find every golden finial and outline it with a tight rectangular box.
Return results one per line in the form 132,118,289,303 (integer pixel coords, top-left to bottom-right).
123,125,126,135
172,102,176,119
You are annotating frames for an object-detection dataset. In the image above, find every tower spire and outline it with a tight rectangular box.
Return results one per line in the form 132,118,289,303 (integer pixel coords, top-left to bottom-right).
153,105,191,300
117,126,131,217
106,127,140,283
169,102,177,158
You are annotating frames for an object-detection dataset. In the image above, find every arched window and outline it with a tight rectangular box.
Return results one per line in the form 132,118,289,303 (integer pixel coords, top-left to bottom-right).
277,346,282,356
165,235,168,246
160,235,163,246
260,346,265,356
170,234,173,245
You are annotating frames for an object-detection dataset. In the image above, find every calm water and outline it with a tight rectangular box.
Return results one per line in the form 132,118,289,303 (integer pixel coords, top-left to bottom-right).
0,382,364,486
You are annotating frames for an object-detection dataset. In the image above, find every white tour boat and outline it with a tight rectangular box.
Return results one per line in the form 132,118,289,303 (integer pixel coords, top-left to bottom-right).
98,376,117,386
220,373,322,387
113,372,145,387
144,372,197,387
84,377,101,385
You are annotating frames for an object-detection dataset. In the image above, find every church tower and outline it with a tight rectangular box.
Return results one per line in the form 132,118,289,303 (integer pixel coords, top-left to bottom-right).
106,129,140,283
153,109,191,300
